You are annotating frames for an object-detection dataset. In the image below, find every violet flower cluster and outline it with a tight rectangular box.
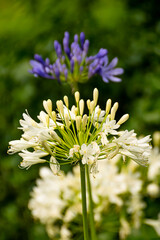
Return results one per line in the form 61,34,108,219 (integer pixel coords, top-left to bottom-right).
30,32,123,88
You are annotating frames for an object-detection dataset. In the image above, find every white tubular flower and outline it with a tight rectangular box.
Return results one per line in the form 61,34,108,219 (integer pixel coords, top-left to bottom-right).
19,150,48,169
19,111,38,130
8,138,37,154
113,130,152,166
102,116,120,135
92,105,105,122
69,145,80,158
8,88,152,172
50,156,61,176
80,142,100,165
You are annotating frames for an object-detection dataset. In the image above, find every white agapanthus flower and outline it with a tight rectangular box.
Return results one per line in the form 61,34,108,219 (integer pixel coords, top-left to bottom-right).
28,156,149,239
8,88,151,173
80,142,100,164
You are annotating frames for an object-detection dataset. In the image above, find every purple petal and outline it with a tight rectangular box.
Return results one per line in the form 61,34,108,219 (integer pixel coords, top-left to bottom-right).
102,76,109,83
104,68,124,75
105,57,118,70
34,54,45,64
30,60,43,69
80,32,85,49
96,48,108,58
107,75,122,82
74,34,78,43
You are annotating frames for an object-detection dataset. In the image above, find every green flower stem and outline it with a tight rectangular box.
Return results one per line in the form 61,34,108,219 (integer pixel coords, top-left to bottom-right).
86,165,97,240
80,162,89,240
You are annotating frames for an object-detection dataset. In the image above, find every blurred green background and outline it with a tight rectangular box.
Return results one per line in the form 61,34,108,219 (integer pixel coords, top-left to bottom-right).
0,0,160,239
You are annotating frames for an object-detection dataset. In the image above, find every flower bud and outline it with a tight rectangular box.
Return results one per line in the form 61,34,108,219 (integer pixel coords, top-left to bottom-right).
75,91,80,103
111,102,119,120
79,99,84,116
117,114,129,125
105,99,112,115
63,96,69,108
93,88,99,106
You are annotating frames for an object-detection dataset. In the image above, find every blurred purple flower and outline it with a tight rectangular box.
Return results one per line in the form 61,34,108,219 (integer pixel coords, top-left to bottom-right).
30,32,124,86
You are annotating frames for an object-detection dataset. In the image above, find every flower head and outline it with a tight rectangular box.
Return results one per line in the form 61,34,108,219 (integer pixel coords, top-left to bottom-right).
8,89,151,173
30,32,123,91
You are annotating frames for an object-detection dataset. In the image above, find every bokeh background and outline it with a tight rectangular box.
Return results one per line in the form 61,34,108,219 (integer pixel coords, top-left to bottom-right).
0,0,160,239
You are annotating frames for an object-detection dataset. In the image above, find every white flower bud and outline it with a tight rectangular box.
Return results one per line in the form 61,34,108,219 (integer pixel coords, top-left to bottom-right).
111,102,119,120
82,114,88,130
105,99,112,115
93,88,99,106
90,101,95,114
50,131,61,144
51,111,57,122
75,91,80,103
63,95,69,108
56,100,64,116
87,99,91,110
76,116,81,131
79,99,84,116
117,114,129,125
50,156,61,175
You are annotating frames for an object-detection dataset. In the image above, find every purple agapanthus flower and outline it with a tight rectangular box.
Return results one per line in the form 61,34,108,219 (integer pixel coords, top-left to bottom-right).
30,32,124,87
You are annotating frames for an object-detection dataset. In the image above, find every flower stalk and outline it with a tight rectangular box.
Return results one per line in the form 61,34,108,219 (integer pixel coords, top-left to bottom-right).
80,161,89,240
86,165,97,240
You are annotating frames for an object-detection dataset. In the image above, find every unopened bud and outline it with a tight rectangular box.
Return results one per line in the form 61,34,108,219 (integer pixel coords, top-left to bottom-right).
63,96,69,108
42,141,53,155
97,108,101,118
87,99,91,110
75,91,80,103
93,88,99,106
50,131,61,143
117,114,129,125
56,100,64,116
105,99,112,115
50,156,61,176
51,111,56,122
64,114,70,128
76,116,81,131
111,102,119,120
79,99,84,116
90,101,95,114
82,114,88,130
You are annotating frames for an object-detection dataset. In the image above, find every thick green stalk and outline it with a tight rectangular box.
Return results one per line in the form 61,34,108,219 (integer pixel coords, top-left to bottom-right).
80,162,89,240
86,165,97,240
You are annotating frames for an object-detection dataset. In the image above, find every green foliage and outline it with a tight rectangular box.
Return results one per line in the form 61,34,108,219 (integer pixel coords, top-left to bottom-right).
0,0,160,239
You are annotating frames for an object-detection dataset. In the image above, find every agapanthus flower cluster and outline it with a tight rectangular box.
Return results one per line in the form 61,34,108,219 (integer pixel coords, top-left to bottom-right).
28,149,160,240
8,88,151,174
30,32,124,88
